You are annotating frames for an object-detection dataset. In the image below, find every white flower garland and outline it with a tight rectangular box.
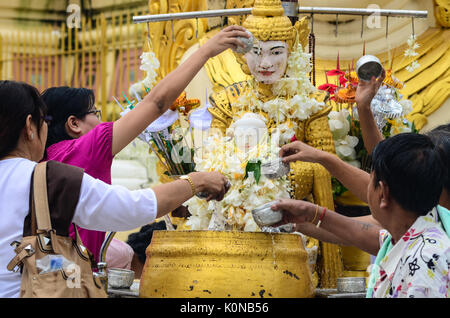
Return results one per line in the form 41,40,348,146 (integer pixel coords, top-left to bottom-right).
129,51,160,96
404,35,420,73
185,131,291,231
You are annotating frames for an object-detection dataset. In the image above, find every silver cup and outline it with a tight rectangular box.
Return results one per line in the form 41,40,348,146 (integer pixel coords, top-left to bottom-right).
261,158,290,180
356,55,383,82
252,201,283,227
107,268,135,289
233,30,254,54
336,277,366,293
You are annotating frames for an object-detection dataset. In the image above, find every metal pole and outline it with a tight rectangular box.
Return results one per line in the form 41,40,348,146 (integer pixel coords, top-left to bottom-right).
300,7,427,18
133,7,428,24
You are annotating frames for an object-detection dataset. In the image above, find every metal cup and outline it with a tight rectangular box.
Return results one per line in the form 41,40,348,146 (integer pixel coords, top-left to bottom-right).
107,268,135,289
252,201,283,227
356,55,383,82
261,158,290,179
233,30,254,54
336,277,366,293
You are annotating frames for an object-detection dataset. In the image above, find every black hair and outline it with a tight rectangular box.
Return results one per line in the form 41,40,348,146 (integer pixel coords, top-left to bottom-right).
0,81,47,159
371,133,444,216
126,221,167,265
426,123,450,192
41,87,95,149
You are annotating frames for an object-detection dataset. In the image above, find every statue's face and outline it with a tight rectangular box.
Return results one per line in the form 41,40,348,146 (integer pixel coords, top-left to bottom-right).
245,40,289,85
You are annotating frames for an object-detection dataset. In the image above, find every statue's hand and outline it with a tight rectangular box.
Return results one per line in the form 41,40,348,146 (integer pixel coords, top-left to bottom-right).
279,141,326,164
201,25,250,58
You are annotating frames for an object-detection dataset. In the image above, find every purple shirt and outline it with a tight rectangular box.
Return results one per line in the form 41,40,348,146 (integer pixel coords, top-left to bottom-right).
45,122,114,263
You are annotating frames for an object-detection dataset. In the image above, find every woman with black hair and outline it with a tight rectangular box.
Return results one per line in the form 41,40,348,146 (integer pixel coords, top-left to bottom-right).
126,221,167,279
41,26,247,264
0,80,230,297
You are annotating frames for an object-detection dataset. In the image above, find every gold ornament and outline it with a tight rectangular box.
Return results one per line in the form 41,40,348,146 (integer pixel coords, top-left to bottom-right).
435,0,450,28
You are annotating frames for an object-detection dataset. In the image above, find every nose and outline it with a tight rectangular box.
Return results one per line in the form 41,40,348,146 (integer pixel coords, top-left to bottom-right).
259,55,272,70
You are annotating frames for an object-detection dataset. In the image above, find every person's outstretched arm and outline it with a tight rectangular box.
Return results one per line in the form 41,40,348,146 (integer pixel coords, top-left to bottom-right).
294,214,380,247
73,171,229,232
280,141,371,203
111,26,249,156
272,199,381,256
355,70,386,154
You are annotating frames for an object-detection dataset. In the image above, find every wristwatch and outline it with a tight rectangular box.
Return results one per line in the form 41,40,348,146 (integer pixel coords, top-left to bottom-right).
179,175,196,196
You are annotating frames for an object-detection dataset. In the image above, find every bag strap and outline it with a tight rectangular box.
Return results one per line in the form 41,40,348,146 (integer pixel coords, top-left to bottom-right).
31,162,96,266
32,162,53,233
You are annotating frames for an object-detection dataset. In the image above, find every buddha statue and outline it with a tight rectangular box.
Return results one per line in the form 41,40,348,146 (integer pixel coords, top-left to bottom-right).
206,0,343,288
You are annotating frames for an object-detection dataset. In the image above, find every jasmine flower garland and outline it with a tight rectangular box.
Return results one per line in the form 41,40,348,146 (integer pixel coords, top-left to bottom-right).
404,35,420,73
129,51,160,96
185,129,291,232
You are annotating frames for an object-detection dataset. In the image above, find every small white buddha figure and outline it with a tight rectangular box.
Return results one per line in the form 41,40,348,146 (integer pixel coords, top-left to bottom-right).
229,112,268,154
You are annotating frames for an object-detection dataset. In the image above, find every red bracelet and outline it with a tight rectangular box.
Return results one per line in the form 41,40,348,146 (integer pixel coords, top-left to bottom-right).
316,207,327,228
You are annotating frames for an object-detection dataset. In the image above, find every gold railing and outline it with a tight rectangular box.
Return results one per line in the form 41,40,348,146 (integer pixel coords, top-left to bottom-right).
0,10,147,121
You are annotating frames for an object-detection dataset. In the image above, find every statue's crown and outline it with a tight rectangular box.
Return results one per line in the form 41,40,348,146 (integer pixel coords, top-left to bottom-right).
243,0,296,47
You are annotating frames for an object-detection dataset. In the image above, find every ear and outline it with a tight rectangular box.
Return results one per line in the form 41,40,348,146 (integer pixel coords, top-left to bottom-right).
24,115,34,141
65,115,82,138
379,181,390,209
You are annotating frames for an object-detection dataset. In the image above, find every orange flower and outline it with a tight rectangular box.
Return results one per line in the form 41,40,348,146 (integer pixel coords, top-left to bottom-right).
169,91,201,115
335,86,356,104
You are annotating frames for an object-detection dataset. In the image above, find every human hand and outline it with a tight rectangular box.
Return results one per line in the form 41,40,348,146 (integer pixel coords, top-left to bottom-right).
355,68,386,109
200,25,250,58
189,171,231,202
270,198,317,224
279,141,325,164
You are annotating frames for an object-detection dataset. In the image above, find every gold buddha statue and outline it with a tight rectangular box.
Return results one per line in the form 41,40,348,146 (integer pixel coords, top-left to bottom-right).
207,0,343,288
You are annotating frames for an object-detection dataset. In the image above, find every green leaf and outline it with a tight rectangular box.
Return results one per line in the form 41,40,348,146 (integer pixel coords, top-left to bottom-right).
411,121,419,134
331,177,348,198
245,160,262,184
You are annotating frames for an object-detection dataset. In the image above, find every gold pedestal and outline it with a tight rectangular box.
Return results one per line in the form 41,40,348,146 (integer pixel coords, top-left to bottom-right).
342,245,371,279
139,230,314,298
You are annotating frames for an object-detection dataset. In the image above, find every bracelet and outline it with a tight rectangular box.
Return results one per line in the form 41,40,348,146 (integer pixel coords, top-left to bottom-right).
180,175,196,196
310,204,319,224
316,207,327,228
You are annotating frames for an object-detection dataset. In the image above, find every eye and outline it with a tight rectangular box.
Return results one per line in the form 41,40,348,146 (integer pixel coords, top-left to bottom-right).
272,50,283,56
252,47,262,55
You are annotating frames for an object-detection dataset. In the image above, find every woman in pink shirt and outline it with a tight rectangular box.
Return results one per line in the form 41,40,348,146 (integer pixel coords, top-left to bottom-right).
42,26,247,263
